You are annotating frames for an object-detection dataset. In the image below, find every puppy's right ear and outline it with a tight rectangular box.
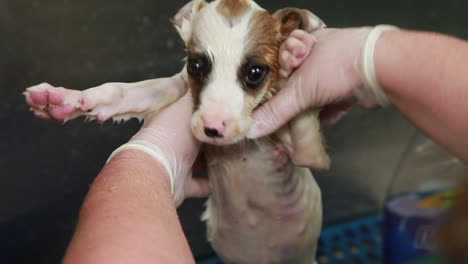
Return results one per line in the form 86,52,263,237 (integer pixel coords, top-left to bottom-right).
171,0,208,43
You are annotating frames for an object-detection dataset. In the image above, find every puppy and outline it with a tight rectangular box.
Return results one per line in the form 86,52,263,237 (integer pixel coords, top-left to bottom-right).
24,1,329,263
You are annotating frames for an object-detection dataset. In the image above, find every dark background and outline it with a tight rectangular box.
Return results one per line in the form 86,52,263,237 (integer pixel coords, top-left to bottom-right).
1,0,467,263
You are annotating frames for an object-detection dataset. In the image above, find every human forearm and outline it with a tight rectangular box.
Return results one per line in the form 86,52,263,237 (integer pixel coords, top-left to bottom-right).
376,30,468,162
63,150,195,264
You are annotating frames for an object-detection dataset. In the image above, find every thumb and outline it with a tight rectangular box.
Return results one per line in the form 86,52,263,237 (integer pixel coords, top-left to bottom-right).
247,75,310,139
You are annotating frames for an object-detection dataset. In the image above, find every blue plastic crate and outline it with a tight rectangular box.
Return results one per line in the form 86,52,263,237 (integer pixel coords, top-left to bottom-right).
197,215,383,264
317,215,382,264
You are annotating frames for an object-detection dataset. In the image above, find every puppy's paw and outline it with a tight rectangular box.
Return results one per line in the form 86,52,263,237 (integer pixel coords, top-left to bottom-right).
24,83,91,122
279,29,316,78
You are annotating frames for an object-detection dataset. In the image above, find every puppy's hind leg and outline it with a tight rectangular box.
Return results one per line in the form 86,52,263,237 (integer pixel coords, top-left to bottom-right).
24,70,188,122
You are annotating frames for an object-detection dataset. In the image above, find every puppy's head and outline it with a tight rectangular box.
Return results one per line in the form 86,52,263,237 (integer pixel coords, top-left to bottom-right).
172,0,324,145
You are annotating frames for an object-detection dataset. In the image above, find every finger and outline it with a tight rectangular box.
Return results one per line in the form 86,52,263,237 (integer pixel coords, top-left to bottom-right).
247,74,309,139
185,177,210,198
169,72,190,97
290,30,316,50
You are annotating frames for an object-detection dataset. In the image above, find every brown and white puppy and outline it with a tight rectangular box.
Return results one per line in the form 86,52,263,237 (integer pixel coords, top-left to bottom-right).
24,0,330,263
172,1,329,263
173,0,330,169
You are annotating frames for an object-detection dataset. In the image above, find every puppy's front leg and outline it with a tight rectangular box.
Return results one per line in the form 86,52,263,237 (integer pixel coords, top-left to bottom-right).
276,30,330,170
276,109,330,170
24,70,188,122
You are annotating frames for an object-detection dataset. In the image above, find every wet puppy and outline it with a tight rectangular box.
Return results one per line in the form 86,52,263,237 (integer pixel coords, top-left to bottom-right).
175,2,329,263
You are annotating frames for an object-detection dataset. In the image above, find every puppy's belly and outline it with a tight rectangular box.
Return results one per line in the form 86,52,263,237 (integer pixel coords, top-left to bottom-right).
204,139,322,264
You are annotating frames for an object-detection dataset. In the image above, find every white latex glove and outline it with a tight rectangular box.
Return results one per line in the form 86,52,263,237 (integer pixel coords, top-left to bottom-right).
247,26,397,139
108,90,209,207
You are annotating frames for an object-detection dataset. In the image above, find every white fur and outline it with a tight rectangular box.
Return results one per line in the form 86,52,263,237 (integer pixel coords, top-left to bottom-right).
181,1,267,144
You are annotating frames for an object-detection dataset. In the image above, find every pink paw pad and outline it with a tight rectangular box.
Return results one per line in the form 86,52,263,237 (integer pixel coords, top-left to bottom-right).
48,104,76,122
96,112,109,122
47,90,63,105
279,29,316,78
29,90,49,106
24,83,86,122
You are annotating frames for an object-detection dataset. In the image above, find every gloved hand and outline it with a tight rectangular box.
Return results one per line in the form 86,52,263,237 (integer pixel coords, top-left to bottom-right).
108,88,209,207
247,26,397,139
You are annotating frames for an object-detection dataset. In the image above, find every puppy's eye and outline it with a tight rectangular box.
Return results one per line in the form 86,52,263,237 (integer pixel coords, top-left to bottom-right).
188,58,202,74
187,57,209,80
244,65,267,87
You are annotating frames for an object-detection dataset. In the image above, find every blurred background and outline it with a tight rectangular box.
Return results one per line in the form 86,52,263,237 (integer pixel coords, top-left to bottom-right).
1,0,467,263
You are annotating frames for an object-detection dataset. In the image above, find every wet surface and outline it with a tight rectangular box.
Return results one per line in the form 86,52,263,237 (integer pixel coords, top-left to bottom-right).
1,0,467,262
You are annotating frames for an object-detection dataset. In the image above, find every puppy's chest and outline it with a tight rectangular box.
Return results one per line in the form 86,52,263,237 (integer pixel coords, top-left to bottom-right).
203,139,320,264
204,138,293,214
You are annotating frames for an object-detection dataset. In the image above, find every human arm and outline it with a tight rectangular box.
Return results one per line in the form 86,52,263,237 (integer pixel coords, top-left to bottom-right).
63,91,209,264
247,27,468,162
62,150,196,264
375,29,468,162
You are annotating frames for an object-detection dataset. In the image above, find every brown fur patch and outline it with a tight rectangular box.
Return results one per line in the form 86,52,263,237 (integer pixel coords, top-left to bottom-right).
188,77,203,110
195,0,208,11
273,9,301,37
186,37,201,108
273,8,325,37
186,36,208,109
186,37,197,61
246,10,283,103
217,0,250,19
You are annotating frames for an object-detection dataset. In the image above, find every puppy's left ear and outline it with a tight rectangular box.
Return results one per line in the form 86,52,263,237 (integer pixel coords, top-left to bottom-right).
273,8,325,37
171,0,208,43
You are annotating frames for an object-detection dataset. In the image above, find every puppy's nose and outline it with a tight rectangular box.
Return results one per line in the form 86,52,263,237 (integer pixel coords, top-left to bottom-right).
203,121,226,138
204,127,223,138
